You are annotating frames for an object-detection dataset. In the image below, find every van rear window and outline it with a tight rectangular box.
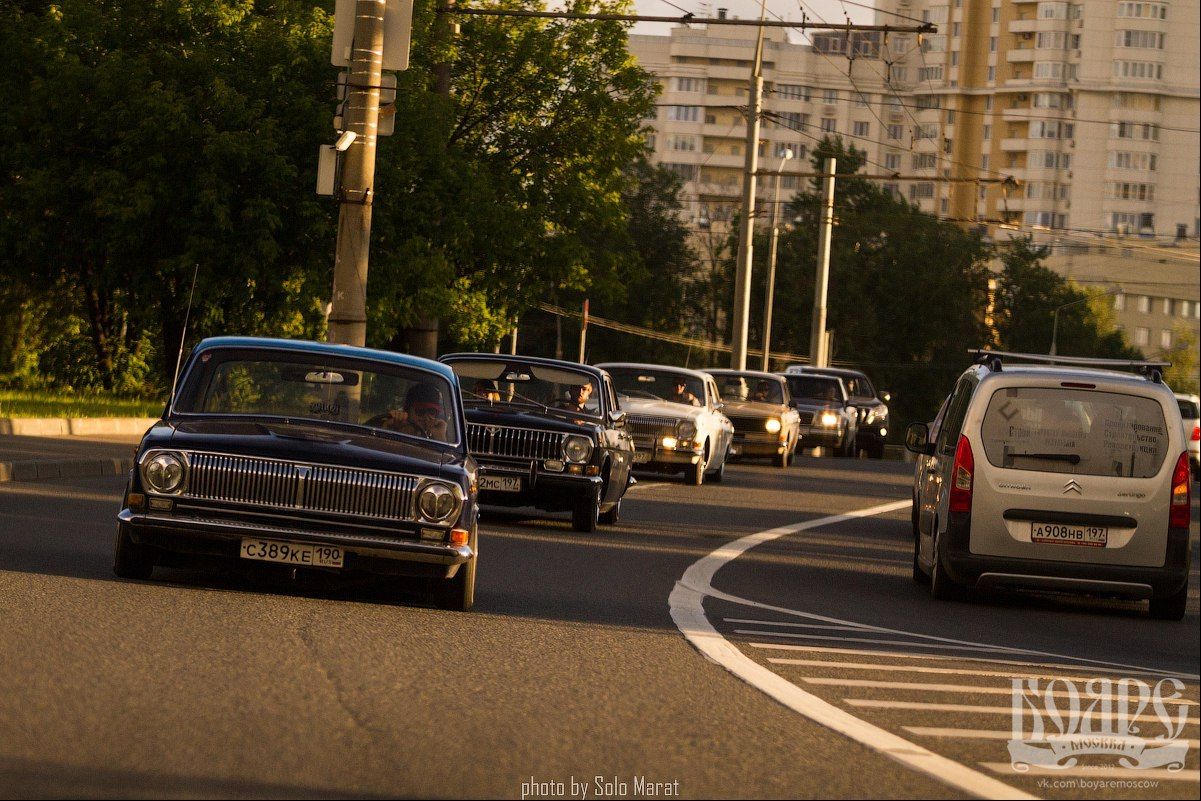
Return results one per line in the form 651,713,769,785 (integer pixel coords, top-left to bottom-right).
980,387,1169,478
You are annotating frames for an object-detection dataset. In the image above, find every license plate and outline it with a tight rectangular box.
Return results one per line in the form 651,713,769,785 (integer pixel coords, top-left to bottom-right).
240,538,343,567
632,451,651,464
480,474,522,492
1031,523,1108,547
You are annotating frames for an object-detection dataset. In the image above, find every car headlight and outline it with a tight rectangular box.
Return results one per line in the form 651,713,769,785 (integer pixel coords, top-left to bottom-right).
143,452,185,494
820,411,840,427
417,482,461,523
563,435,594,464
765,418,782,433
676,420,697,439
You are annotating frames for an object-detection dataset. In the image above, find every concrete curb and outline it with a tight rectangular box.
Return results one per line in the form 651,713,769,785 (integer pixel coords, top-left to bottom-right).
0,418,158,437
0,457,135,484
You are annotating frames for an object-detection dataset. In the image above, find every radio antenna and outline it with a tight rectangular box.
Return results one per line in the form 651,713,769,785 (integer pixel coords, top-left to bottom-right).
168,263,200,412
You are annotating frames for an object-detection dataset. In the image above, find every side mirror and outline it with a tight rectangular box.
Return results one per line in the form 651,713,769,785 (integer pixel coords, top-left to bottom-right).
905,422,933,455
713,402,725,412
608,410,627,428
880,391,892,403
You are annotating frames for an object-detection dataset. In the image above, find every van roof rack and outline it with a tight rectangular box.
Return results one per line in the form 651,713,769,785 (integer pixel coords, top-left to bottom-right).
968,350,1170,383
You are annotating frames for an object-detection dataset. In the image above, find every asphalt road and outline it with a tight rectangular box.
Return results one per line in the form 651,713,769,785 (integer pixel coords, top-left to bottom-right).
0,453,1196,799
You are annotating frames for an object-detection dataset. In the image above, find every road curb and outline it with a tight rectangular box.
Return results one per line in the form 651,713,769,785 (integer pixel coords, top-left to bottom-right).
0,457,134,484
0,417,158,437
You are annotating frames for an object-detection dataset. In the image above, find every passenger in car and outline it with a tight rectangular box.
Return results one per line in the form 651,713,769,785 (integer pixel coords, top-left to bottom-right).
379,383,450,441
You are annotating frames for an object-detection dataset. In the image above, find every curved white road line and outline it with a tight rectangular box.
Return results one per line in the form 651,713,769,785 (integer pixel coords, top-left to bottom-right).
669,500,1041,800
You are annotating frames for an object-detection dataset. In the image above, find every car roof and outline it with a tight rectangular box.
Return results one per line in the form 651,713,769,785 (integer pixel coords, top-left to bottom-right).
193,336,457,383
779,371,843,383
707,369,786,383
791,366,868,379
441,352,607,380
968,362,1172,393
596,362,715,381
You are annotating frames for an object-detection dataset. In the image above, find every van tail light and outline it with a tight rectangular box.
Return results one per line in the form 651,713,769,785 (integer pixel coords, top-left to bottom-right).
1169,452,1191,529
949,435,974,514
1191,424,1199,443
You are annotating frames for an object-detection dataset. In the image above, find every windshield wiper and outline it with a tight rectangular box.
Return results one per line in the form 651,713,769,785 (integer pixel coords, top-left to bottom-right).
1011,452,1081,464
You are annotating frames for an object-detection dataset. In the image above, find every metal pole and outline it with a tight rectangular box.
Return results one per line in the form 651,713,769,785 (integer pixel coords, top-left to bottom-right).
1050,308,1060,356
329,0,386,347
729,0,768,370
510,326,518,355
578,299,589,363
810,157,836,368
761,150,792,371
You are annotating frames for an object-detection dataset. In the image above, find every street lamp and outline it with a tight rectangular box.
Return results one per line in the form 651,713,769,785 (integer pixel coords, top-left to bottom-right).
1049,286,1121,356
760,148,793,371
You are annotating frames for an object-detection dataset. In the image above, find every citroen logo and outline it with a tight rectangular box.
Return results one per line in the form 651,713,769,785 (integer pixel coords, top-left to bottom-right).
1063,480,1082,495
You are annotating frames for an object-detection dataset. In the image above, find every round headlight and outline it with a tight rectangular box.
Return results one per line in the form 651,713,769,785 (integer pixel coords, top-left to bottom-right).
820,411,840,427
765,418,782,433
144,452,185,493
676,420,697,439
418,483,459,523
563,435,594,464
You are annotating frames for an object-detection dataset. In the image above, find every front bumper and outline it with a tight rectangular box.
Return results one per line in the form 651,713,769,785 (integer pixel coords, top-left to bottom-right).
733,431,792,458
632,442,704,471
798,424,844,449
119,508,473,579
477,462,602,511
941,512,1191,600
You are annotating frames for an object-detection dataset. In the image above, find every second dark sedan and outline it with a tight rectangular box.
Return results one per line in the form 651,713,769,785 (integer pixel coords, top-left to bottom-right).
780,372,859,457
442,354,635,532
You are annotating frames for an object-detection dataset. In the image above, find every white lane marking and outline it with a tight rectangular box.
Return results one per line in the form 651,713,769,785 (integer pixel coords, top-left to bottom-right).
904,728,1201,748
735,629,1050,655
725,616,883,631
802,677,1199,704
845,699,1201,725
980,764,1200,782
748,643,1200,682
767,657,1201,685
670,499,1039,801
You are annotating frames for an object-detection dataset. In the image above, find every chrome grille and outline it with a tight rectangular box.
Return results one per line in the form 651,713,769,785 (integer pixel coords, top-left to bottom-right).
466,424,563,461
725,414,765,433
797,411,816,425
185,452,419,521
626,414,678,438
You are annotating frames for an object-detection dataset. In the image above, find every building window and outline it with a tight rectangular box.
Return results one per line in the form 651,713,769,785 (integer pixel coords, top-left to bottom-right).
853,121,870,137
673,77,705,93
884,153,901,170
1113,293,1125,311
823,89,838,104
1112,61,1164,80
1160,330,1172,349
1134,327,1150,346
775,84,811,101
1137,296,1151,314
820,118,836,133
1181,300,1191,318
665,105,700,122
886,124,903,140
1162,298,1173,315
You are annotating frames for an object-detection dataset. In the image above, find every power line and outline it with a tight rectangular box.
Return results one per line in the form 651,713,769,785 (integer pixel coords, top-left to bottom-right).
440,7,934,33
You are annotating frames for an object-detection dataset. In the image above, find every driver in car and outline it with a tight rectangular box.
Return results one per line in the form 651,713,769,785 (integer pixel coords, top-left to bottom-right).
375,383,450,441
556,382,594,413
668,377,701,406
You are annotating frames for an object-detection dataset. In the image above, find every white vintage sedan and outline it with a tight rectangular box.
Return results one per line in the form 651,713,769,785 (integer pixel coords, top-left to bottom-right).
597,363,734,485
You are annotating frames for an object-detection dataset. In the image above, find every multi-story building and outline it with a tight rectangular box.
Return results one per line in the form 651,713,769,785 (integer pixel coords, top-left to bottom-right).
874,0,1200,238
629,16,901,239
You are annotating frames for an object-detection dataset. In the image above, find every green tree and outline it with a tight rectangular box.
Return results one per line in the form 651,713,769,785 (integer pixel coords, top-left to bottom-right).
1162,325,1199,394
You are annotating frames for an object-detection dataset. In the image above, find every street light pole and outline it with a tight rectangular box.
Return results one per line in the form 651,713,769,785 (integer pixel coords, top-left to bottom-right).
761,148,793,372
1049,287,1120,356
729,0,768,370
809,156,836,367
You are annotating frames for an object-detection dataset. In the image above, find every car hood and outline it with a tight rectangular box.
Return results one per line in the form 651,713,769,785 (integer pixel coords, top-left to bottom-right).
721,399,791,418
790,399,846,414
618,397,706,421
462,406,601,435
141,417,467,478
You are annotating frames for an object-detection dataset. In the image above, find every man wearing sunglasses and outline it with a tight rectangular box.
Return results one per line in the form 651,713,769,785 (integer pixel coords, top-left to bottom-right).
378,383,449,441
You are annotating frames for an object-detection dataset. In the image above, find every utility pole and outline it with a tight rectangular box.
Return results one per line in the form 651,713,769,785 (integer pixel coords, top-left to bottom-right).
328,0,386,347
729,0,768,370
809,157,836,368
761,148,792,372
578,299,589,363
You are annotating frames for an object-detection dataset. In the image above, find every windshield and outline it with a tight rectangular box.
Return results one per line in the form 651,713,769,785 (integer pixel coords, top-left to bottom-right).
712,373,784,404
607,367,704,407
446,359,601,416
980,386,1169,478
175,349,459,445
785,375,843,403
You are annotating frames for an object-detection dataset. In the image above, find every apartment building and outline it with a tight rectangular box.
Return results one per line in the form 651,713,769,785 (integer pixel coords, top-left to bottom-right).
874,0,1200,238
628,19,901,239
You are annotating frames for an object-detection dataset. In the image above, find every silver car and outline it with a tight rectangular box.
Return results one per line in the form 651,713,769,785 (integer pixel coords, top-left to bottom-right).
598,363,734,485
906,351,1192,620
1176,392,1199,479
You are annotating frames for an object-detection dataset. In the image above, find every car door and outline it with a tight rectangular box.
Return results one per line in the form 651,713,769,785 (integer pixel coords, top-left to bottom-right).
920,377,977,564
601,374,633,503
707,377,734,461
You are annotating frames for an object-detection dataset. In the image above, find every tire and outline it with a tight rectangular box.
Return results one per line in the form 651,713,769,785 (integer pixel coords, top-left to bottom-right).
572,490,600,532
929,527,965,601
434,557,476,612
839,430,856,458
688,443,708,486
113,523,154,580
599,496,621,526
1149,584,1188,621
707,453,726,482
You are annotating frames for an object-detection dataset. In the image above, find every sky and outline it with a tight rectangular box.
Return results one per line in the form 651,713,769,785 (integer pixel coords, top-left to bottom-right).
628,0,875,38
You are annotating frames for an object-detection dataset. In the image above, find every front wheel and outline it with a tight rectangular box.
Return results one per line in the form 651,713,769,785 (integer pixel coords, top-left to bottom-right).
706,453,725,483
599,496,621,526
113,523,154,580
434,557,476,612
572,490,600,532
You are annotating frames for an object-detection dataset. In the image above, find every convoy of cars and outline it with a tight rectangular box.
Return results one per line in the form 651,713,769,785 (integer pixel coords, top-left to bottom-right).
115,337,1195,620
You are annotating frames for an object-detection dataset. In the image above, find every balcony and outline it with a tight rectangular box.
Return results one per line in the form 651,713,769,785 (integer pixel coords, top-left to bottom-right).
1000,138,1029,151
1008,19,1038,34
1006,49,1036,63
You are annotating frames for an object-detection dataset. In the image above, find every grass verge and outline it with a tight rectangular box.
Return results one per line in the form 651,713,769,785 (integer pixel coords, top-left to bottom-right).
0,390,162,418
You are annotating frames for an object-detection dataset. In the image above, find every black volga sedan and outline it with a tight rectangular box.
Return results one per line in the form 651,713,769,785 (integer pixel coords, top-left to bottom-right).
441,354,635,532
114,336,479,611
